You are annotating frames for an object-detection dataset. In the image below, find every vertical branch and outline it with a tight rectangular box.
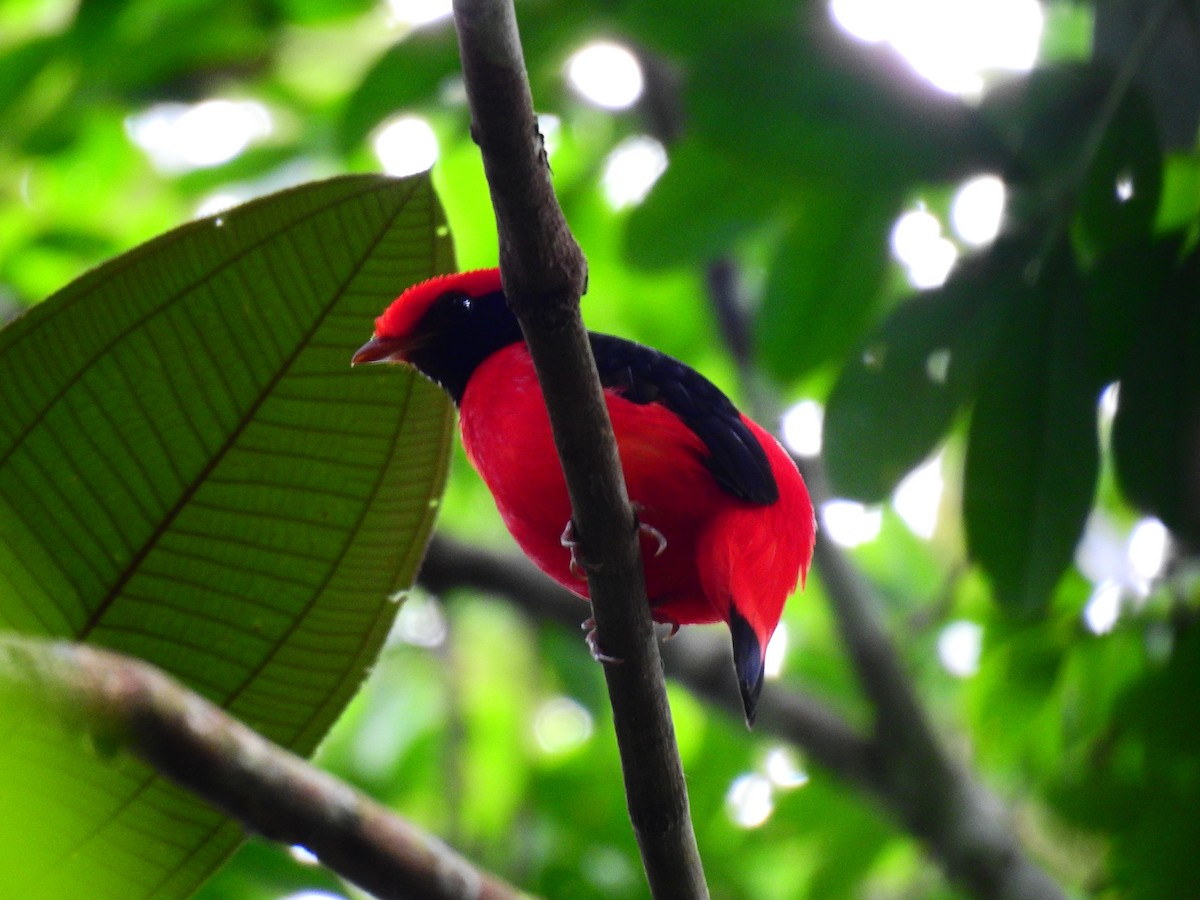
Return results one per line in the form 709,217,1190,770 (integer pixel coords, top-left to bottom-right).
451,1,708,895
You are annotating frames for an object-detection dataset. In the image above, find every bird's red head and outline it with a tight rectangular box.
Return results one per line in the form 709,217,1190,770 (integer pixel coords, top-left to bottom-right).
352,267,520,405
352,268,504,366
376,269,503,343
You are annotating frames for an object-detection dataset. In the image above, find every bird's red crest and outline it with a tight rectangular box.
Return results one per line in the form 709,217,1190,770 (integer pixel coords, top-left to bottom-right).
374,268,504,339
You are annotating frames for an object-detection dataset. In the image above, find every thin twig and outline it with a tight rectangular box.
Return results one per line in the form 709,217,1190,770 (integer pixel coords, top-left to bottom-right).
0,635,524,900
450,1,707,896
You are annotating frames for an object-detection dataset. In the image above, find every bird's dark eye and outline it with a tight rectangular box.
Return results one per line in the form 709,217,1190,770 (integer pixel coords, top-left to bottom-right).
447,292,472,317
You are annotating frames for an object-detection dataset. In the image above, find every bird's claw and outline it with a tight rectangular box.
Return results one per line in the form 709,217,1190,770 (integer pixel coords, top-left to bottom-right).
661,621,681,641
560,519,599,582
639,521,668,557
581,617,624,665
631,502,668,557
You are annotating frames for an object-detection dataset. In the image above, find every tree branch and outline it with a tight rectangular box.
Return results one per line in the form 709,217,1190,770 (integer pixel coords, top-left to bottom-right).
421,528,1065,899
801,461,1064,900
0,635,522,900
451,1,707,896
420,534,877,789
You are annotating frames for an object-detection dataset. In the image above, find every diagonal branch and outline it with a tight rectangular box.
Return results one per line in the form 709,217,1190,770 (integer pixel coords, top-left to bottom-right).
0,635,523,900
803,463,1064,900
420,533,878,790
421,526,1065,900
450,1,707,896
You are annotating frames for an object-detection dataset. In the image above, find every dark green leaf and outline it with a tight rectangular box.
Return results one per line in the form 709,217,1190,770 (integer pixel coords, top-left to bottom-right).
1112,246,1200,545
622,140,783,270
0,173,455,897
756,185,898,382
1077,84,1162,252
824,242,1024,501
687,15,1001,186
963,247,1099,614
1051,627,1200,899
1082,234,1180,382
979,64,1101,186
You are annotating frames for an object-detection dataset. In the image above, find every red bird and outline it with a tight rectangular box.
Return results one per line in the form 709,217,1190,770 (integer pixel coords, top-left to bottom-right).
353,269,814,724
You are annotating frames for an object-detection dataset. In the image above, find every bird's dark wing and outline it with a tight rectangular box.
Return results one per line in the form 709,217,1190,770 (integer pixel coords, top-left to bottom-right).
589,332,778,504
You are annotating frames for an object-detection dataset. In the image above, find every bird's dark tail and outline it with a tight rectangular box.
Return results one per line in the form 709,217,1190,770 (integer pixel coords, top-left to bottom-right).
730,607,765,727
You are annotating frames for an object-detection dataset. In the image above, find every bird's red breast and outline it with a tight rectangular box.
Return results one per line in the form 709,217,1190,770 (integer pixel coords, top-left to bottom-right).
354,268,815,724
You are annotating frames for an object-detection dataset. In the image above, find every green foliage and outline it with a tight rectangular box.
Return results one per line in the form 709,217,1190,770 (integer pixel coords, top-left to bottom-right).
3,1,1200,898
0,174,454,897
963,247,1099,614
1112,245,1200,547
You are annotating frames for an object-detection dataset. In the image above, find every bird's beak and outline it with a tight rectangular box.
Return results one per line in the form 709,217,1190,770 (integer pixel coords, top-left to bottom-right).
729,608,766,728
351,336,410,366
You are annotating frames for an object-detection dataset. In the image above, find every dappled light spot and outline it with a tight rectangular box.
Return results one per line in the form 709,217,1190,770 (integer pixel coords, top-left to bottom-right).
1115,170,1135,203
601,136,667,209
893,453,944,540
126,99,272,173
891,207,958,288
288,845,320,866
567,41,644,110
1077,512,1170,601
764,623,789,679
937,620,982,677
1128,517,1170,584
385,0,453,28
909,237,957,288
891,208,941,262
829,0,891,42
782,399,824,458
582,846,639,893
925,347,951,385
1084,581,1122,635
830,0,1043,97
726,773,774,828
393,593,448,648
765,746,809,789
373,115,439,176
821,500,883,548
533,696,594,755
951,174,1006,246
195,192,245,219
862,343,886,370
537,112,562,156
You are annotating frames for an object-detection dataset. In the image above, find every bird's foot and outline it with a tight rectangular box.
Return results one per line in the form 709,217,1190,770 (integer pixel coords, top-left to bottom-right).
560,519,600,582
631,502,667,557
661,621,681,641
581,617,624,665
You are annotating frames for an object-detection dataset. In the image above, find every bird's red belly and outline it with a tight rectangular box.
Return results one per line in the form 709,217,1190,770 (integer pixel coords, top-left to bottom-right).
458,345,727,627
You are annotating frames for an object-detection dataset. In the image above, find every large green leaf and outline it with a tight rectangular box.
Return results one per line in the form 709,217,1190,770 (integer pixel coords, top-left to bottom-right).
823,242,1024,501
622,140,784,271
0,173,455,898
1112,246,1200,546
963,247,1098,615
756,184,899,382
1077,80,1162,254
